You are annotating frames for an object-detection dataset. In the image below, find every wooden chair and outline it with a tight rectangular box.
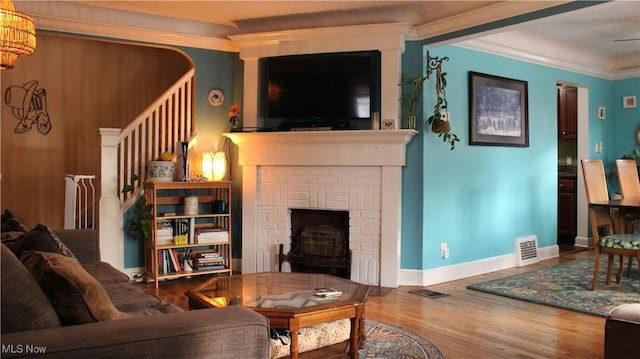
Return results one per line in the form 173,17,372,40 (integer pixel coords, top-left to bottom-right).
616,159,640,200
615,159,640,275
582,159,640,290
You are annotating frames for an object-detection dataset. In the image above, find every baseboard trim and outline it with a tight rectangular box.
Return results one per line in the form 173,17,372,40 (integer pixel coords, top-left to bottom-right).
398,245,559,287
575,235,592,248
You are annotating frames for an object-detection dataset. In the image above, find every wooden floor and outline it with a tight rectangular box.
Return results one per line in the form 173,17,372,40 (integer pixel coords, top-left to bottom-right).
142,247,605,358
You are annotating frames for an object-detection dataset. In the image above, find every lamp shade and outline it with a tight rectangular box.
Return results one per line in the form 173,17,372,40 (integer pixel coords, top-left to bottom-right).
202,151,227,181
0,0,36,70
212,151,227,181
202,152,214,180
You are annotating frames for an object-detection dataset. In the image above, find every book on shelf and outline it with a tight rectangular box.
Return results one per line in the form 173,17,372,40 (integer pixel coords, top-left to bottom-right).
156,220,173,245
196,264,225,271
171,218,190,245
157,249,184,274
195,228,228,244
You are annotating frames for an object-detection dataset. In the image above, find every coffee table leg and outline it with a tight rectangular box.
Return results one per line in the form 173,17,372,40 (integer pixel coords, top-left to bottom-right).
290,322,299,359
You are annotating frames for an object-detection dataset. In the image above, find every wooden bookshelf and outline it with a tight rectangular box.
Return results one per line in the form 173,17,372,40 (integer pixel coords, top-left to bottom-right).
144,181,232,288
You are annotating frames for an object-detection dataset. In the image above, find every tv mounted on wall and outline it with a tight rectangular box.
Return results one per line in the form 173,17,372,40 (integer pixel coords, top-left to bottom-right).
259,51,381,131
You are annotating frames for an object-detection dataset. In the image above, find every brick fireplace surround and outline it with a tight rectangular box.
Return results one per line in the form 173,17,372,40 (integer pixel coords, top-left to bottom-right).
224,130,416,287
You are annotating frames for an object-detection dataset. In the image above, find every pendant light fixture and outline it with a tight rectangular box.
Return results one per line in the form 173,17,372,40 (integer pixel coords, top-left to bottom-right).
0,0,36,70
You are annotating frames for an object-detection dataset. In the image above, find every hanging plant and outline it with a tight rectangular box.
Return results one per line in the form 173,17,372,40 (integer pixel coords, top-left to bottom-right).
425,52,459,151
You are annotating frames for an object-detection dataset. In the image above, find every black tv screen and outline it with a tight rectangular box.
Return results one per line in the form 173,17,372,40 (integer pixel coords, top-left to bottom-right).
261,51,380,130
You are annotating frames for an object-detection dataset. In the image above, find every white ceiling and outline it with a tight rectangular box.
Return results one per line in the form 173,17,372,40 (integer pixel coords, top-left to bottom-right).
14,0,640,76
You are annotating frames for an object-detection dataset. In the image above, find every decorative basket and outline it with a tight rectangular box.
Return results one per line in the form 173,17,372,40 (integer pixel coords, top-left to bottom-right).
146,161,175,182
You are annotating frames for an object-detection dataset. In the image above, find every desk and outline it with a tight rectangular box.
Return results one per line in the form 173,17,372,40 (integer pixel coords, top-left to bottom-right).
590,198,640,233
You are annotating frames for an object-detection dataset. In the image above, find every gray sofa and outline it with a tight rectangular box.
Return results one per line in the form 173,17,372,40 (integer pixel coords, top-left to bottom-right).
605,303,640,359
1,224,270,358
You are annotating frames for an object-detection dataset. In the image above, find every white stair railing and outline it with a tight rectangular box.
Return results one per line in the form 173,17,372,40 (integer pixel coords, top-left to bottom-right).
118,68,195,208
98,67,195,271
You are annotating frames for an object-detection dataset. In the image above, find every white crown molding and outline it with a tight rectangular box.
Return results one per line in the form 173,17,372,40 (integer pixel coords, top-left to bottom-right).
31,14,237,52
24,4,637,81
457,37,640,81
413,1,566,40
229,22,411,59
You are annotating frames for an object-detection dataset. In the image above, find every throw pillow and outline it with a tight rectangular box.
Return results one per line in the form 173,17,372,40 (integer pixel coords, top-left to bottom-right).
11,223,77,260
1,217,30,233
21,251,129,325
1,243,61,333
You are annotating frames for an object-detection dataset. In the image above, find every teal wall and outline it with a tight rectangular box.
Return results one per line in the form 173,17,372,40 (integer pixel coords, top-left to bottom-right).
403,44,633,270
400,41,426,269
611,77,640,159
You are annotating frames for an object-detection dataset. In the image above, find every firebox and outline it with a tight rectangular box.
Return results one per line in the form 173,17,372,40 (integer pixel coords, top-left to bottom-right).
278,209,351,279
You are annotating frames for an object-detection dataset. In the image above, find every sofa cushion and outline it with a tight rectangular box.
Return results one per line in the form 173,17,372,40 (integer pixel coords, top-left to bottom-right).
53,229,99,263
21,251,128,325
128,303,185,316
10,223,77,259
1,243,61,333
82,262,130,284
103,282,163,312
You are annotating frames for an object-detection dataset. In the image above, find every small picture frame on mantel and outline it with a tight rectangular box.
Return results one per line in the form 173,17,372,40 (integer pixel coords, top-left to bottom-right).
623,95,637,109
381,118,396,130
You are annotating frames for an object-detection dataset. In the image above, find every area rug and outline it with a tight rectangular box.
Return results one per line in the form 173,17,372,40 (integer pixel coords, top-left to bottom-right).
360,320,444,359
467,256,640,317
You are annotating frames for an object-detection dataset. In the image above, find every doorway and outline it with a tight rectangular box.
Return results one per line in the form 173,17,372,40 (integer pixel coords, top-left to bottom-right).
556,83,590,250
557,84,578,245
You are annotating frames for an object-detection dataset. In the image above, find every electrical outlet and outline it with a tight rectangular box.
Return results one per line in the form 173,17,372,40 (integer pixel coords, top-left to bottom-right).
441,242,450,259
440,112,450,122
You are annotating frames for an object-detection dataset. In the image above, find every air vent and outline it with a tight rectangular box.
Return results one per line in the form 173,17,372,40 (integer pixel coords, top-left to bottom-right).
515,235,539,267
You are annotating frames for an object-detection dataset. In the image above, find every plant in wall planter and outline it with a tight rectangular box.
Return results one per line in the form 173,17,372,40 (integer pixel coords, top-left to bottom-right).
425,51,459,151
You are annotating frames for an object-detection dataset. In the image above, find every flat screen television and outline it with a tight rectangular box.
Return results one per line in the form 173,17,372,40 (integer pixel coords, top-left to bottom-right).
259,51,381,131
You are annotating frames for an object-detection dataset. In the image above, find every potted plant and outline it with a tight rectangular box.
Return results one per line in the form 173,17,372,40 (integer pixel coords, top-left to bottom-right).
400,75,425,130
121,174,152,240
425,66,459,150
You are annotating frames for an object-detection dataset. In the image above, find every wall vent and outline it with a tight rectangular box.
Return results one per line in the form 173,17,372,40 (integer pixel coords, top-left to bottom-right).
515,235,539,267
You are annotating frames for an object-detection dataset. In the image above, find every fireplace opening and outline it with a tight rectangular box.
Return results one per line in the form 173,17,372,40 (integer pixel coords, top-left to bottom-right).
278,209,351,279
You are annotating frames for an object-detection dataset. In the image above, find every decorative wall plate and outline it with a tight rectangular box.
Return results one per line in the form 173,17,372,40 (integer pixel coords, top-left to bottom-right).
208,89,224,107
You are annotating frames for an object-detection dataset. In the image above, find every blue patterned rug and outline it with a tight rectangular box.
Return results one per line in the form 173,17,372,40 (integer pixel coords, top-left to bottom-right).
361,320,443,358
467,256,640,317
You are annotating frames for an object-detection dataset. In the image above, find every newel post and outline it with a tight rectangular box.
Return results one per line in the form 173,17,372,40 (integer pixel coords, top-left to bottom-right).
98,128,125,271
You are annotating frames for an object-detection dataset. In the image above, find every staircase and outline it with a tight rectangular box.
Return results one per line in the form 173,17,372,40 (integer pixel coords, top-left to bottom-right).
97,68,195,272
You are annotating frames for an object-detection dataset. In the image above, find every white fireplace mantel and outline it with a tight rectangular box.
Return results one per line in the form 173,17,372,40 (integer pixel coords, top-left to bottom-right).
225,129,416,167
224,129,416,287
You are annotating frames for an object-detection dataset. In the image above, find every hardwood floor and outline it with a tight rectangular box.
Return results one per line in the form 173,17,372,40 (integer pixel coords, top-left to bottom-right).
141,248,604,358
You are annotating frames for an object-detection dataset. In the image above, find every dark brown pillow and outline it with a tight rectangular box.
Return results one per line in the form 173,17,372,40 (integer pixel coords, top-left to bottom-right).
1,243,61,333
21,251,128,325
11,223,77,259
1,216,29,233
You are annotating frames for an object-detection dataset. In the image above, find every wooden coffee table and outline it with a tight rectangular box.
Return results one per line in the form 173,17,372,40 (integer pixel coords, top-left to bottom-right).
185,272,369,358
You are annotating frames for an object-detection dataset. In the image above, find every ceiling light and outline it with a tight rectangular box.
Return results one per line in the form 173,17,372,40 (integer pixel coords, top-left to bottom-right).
1,0,36,70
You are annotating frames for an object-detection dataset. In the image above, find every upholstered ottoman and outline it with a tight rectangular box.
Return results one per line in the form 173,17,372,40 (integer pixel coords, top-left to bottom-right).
605,303,640,359
270,319,351,358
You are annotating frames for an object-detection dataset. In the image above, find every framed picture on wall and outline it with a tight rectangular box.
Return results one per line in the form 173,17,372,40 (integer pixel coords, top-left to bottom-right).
469,72,529,147
623,95,637,109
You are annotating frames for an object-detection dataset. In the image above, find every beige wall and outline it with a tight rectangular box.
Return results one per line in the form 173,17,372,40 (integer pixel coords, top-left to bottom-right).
1,32,192,229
